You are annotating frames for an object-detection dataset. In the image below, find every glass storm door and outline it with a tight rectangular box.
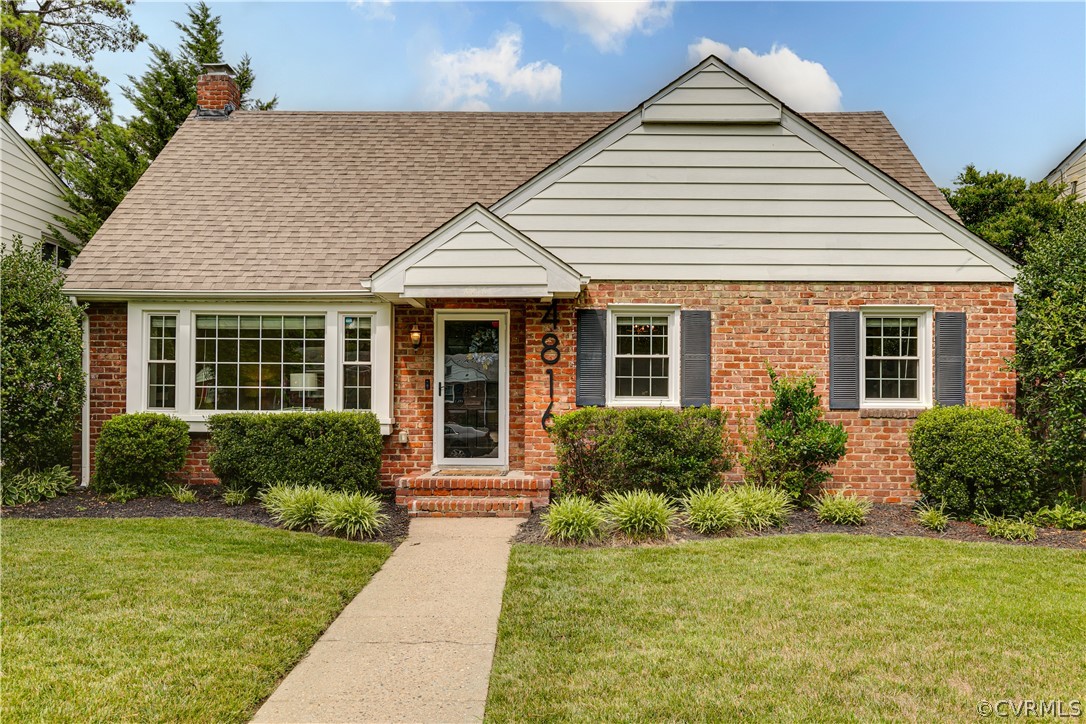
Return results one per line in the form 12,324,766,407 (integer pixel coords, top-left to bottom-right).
435,313,507,466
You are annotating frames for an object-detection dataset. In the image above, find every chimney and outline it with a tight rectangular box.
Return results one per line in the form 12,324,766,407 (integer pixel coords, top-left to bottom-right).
196,63,241,117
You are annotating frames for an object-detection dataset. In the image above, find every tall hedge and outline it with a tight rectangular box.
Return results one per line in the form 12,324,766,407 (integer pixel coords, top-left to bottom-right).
549,406,734,499
92,413,190,495
0,237,85,472
1012,206,1086,498
208,411,383,494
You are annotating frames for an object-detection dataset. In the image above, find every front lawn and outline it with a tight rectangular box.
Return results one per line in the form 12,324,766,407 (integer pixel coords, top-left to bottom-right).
2,518,390,722
487,535,1086,721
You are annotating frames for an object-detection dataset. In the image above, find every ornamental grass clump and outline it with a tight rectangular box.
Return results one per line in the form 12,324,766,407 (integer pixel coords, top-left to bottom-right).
683,486,743,535
976,512,1038,542
603,490,678,540
165,484,198,504
221,488,250,506
542,495,607,543
814,491,871,526
260,484,330,531
316,492,388,540
915,501,951,532
730,484,794,531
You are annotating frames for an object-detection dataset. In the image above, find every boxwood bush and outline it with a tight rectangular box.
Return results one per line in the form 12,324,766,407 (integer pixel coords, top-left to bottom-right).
550,406,734,498
208,411,382,494
92,413,190,496
909,406,1037,518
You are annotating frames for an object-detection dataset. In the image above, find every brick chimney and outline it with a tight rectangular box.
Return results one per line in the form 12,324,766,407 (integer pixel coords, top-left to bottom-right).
196,63,241,117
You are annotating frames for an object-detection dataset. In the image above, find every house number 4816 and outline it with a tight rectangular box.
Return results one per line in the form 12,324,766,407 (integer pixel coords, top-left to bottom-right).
540,300,560,430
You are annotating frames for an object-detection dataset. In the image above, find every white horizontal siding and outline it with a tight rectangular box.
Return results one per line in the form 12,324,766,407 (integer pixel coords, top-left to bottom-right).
642,69,781,124
504,111,1009,282
0,122,74,251
404,222,549,287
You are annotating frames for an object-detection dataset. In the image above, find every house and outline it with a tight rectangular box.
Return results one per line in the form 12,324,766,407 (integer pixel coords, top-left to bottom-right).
1044,138,1086,201
65,58,1018,514
1,117,78,264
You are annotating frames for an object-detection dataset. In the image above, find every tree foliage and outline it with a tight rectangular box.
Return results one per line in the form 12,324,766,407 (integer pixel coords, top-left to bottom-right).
941,165,1077,263
1,0,144,166
0,237,85,473
1012,205,1086,497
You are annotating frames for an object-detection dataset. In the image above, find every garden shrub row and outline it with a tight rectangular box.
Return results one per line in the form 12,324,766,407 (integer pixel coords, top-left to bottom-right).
93,413,190,496
208,411,383,495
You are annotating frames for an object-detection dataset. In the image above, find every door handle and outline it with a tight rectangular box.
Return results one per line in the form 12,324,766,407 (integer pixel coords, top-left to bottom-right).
437,382,443,396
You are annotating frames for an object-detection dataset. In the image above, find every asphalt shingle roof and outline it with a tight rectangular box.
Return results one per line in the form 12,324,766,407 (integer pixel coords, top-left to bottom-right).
66,109,959,293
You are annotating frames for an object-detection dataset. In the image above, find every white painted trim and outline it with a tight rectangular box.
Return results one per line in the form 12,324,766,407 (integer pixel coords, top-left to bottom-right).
433,310,510,468
371,203,585,298
859,305,933,410
125,301,394,432
605,304,681,408
80,310,90,486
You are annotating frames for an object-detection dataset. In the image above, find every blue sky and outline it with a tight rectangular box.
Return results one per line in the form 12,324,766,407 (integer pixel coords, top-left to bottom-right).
88,1,1084,187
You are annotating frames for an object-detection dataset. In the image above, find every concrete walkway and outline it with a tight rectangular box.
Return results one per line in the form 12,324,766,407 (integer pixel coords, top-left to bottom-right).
252,518,522,724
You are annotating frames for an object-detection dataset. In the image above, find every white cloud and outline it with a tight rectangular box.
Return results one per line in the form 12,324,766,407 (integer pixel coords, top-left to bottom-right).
542,1,674,53
353,0,394,21
688,39,843,112
429,29,562,110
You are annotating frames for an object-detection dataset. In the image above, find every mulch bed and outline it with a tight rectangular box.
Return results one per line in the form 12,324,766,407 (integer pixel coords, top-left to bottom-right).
513,503,1086,550
1,487,411,549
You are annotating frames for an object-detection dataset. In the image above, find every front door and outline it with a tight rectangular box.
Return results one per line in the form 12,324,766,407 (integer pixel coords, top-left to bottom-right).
434,312,508,467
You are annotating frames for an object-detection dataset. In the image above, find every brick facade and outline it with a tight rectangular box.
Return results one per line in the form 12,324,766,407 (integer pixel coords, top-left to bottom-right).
83,282,1016,502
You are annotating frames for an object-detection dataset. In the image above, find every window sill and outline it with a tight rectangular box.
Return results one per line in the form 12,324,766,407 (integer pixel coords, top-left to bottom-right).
607,399,681,409
147,412,394,435
860,407,926,419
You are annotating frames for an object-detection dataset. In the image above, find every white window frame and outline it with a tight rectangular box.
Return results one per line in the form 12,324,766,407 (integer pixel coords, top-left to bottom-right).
127,301,394,434
859,305,933,410
606,304,681,408
145,312,179,411
339,312,376,411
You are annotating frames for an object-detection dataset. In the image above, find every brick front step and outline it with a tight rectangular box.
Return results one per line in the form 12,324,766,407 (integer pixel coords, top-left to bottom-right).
396,471,551,517
404,496,536,518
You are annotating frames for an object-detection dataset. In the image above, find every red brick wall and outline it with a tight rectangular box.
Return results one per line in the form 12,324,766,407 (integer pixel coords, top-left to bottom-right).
84,302,128,483
83,282,1016,502
545,282,1017,503
196,72,241,112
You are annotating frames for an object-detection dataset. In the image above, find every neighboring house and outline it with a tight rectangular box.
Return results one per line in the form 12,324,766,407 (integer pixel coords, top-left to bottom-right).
65,58,1018,512
1044,138,1086,200
0,117,77,264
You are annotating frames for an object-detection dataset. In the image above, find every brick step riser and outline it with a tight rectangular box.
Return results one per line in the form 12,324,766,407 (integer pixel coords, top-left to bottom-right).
395,479,551,493
403,496,538,518
397,488,544,498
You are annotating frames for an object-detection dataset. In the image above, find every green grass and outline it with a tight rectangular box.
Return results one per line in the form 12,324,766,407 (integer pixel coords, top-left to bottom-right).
2,518,390,722
486,536,1086,721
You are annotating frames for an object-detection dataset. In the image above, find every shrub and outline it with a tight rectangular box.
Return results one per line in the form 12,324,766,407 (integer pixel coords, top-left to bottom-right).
165,484,198,504
260,484,330,531
909,406,1037,518
92,413,190,496
1012,205,1086,498
1,465,74,506
550,406,734,499
0,237,85,473
106,486,140,503
814,491,871,526
602,490,678,540
683,486,743,535
976,512,1038,542
915,501,951,532
730,484,794,530
741,367,847,501
541,495,607,543
316,492,388,540
208,411,382,495
221,488,250,506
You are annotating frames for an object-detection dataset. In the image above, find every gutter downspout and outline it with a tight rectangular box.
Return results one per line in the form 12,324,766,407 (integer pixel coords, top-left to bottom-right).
80,307,90,487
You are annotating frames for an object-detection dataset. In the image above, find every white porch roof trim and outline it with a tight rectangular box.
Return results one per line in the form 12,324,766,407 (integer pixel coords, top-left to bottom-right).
370,203,588,302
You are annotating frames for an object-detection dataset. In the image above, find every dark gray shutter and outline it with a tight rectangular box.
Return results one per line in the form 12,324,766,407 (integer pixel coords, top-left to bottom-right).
680,310,712,407
576,309,607,407
935,312,967,406
829,311,860,410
